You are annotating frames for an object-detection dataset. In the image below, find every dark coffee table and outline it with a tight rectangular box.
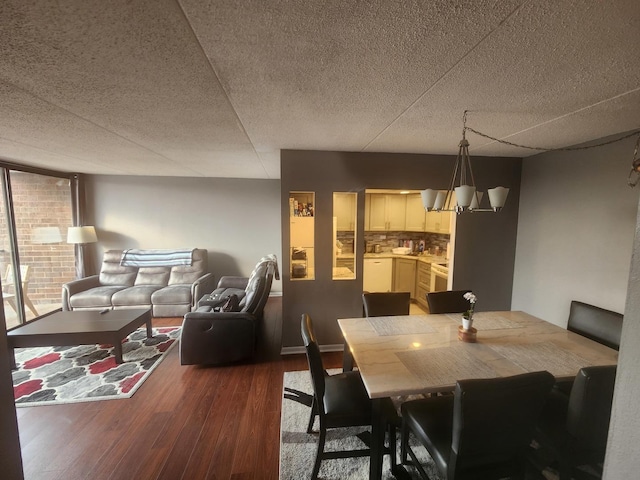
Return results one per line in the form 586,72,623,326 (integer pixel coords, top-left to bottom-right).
6,308,152,369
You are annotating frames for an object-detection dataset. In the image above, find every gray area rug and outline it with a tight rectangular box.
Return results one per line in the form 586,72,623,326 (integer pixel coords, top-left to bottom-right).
279,369,438,480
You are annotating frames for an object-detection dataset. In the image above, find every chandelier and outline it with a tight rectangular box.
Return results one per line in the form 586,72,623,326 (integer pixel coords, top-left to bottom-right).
421,111,509,214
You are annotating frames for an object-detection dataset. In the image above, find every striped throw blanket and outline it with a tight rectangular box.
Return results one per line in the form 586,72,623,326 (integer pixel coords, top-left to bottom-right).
120,249,194,267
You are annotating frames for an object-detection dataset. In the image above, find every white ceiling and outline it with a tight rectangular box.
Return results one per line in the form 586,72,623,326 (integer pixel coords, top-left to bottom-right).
0,0,639,179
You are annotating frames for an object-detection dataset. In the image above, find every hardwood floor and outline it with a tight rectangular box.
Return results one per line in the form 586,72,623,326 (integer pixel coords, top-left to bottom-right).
16,317,344,480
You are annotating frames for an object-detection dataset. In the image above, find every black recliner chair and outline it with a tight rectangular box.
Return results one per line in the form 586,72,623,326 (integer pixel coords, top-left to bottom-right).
180,255,278,365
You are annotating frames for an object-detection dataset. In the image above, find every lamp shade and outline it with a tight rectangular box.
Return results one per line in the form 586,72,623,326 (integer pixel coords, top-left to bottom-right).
420,189,438,211
434,191,447,211
488,187,510,212
67,226,97,244
454,185,476,208
469,191,484,210
31,226,62,244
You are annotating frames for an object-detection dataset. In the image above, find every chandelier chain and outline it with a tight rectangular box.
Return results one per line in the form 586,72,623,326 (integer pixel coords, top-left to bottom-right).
464,126,640,152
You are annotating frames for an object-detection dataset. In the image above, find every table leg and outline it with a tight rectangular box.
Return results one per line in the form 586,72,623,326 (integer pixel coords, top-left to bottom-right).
370,398,384,480
343,339,354,372
9,348,16,370
113,341,123,364
145,318,153,338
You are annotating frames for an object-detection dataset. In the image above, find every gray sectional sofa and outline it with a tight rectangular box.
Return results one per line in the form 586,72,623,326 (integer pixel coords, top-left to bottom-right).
62,248,215,317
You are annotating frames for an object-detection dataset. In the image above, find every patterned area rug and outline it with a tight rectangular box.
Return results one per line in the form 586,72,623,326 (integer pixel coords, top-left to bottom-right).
12,326,180,407
279,369,438,480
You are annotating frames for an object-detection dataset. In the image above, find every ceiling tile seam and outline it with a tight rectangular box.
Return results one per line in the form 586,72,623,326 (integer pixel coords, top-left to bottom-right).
176,0,271,179
0,79,204,177
469,85,640,152
360,1,530,153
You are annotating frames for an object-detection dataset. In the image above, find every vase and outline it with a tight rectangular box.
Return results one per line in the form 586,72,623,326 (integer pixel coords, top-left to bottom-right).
462,316,473,331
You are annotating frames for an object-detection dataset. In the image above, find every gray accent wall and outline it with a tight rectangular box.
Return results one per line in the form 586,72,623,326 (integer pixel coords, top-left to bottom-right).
280,150,522,348
510,134,640,477
512,136,638,325
84,175,282,292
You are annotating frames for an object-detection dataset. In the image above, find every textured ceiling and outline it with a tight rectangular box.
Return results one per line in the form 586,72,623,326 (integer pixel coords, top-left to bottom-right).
0,0,639,179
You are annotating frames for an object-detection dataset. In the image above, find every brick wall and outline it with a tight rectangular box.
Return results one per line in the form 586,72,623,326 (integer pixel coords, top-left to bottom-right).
0,172,75,306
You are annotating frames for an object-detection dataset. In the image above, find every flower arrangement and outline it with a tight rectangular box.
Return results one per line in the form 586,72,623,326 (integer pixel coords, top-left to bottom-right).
462,292,477,320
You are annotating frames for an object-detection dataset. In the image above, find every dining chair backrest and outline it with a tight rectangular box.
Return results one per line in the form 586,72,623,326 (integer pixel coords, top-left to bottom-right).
426,290,471,314
449,370,555,477
566,365,616,452
362,292,411,317
301,313,326,411
567,300,622,351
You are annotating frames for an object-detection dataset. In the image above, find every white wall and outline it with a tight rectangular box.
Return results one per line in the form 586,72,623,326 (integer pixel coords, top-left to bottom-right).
512,135,639,326
85,175,283,292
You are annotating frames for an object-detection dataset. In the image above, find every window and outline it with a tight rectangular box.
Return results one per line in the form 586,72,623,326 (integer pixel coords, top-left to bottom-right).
1,169,75,329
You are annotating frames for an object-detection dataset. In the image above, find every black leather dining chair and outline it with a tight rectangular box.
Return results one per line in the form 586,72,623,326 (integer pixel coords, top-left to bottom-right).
301,313,398,480
554,301,622,395
426,290,471,314
567,301,623,351
401,370,555,480
343,292,412,372
531,365,616,480
362,291,411,317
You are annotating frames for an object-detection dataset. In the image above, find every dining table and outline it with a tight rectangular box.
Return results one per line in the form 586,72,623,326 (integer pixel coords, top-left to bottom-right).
337,310,619,480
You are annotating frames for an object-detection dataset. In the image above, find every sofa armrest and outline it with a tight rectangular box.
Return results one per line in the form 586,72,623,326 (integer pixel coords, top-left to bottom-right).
191,273,217,308
216,276,249,290
61,275,101,310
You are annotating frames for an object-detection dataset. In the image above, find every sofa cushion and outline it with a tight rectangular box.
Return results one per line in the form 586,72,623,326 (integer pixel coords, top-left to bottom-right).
112,285,161,306
168,249,207,285
135,267,171,286
151,285,192,306
100,250,137,286
69,286,128,308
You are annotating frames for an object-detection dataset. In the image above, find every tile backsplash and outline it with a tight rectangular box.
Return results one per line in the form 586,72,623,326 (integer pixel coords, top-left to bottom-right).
336,231,450,255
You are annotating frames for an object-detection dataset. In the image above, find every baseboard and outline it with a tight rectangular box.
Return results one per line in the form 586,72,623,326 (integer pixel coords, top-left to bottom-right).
280,344,344,355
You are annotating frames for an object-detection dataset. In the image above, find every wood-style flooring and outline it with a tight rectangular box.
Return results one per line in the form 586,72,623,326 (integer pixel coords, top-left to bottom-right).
16,317,343,480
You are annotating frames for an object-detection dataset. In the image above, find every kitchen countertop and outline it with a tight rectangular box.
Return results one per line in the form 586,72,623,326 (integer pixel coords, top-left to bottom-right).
338,252,449,265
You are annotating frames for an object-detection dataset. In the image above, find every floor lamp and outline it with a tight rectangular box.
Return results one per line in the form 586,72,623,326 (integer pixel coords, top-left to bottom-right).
67,226,98,279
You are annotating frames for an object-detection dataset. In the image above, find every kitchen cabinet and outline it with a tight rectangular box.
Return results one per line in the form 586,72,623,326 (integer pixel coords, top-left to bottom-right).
393,257,416,298
367,194,406,231
334,192,356,231
290,193,315,280
405,193,426,231
425,210,452,234
415,261,432,310
363,257,393,292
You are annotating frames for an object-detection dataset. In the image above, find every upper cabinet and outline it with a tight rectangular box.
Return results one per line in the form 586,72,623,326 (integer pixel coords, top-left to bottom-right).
405,194,426,232
368,194,406,231
333,193,356,231
425,210,452,234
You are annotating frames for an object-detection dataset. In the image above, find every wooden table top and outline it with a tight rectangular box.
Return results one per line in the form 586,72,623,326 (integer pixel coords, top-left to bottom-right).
7,308,151,336
338,311,618,399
